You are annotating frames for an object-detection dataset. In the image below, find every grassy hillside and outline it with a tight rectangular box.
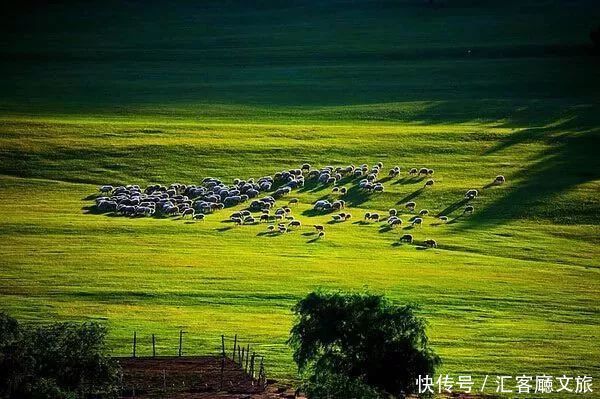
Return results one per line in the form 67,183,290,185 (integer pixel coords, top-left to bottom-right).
0,0,599,394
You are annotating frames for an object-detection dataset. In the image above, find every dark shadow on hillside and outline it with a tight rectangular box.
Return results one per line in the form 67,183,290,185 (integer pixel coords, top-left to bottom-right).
458,112,600,230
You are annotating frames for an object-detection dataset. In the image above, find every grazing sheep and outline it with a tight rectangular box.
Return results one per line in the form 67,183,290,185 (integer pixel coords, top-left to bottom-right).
340,187,347,195
301,163,311,171
244,216,257,224
289,198,299,205
230,212,242,219
289,220,302,228
389,218,403,227
99,185,113,194
427,169,434,175
389,208,397,216
412,217,423,226
419,209,429,216
314,225,324,232
465,189,479,199
400,234,413,243
405,202,416,211
344,213,352,220
424,179,434,187
464,205,474,214
439,215,449,222
409,168,418,175
494,175,506,184
278,226,288,233
275,214,284,220
260,214,270,222
318,231,325,238
314,200,332,211
370,213,380,222
331,214,343,222
181,208,195,219
418,168,429,176
267,224,275,231
231,217,243,225
332,187,339,193
193,214,205,220
423,239,437,248
364,212,371,220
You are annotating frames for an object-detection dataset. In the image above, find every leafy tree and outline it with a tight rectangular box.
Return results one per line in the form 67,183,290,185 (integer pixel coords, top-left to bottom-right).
288,291,440,398
0,313,120,399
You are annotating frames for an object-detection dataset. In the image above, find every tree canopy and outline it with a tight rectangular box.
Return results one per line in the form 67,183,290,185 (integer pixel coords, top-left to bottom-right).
288,291,440,398
0,313,120,399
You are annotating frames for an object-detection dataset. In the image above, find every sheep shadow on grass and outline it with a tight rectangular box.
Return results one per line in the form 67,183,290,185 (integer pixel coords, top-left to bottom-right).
352,220,370,226
82,194,100,201
301,208,333,217
438,198,469,217
343,185,371,207
447,214,464,224
378,224,393,233
396,188,424,205
215,226,234,232
257,231,278,237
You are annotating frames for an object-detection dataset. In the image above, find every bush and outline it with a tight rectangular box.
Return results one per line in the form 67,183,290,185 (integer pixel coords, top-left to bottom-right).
0,313,120,399
288,291,440,398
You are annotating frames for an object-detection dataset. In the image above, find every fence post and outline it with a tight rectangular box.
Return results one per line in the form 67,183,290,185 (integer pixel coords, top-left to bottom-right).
249,353,256,380
132,331,137,358
178,330,185,357
152,334,156,357
221,335,226,357
241,347,245,366
220,335,225,391
238,346,242,364
245,344,250,372
258,356,265,387
232,334,237,361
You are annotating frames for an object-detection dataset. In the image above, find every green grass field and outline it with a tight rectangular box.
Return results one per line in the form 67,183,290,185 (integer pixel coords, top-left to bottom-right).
1,0,599,395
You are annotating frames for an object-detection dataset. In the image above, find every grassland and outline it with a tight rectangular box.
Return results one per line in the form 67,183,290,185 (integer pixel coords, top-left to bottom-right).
0,0,599,395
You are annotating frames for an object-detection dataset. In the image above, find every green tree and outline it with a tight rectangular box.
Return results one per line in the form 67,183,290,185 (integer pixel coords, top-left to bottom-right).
288,291,440,398
0,313,120,399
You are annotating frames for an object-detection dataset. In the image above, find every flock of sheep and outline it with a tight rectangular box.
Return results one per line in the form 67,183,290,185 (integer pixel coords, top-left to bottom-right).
92,162,506,248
